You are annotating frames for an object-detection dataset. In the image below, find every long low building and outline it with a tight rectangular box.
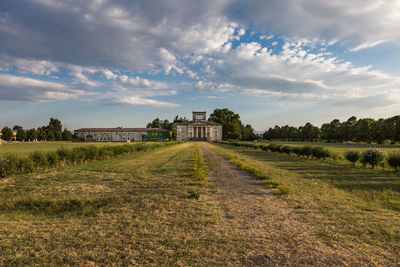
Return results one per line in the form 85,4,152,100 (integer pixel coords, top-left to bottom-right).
74,128,169,142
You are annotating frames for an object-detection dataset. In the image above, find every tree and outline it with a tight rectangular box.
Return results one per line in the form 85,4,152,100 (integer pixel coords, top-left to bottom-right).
209,108,242,140
47,118,62,141
1,127,13,141
37,126,48,141
26,129,38,141
13,125,23,131
146,118,162,128
16,128,26,141
62,128,73,141
241,124,257,141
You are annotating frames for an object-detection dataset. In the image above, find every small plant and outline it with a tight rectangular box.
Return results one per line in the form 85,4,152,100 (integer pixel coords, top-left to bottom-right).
0,154,19,177
187,190,200,199
345,150,360,165
17,158,35,173
360,148,386,169
387,153,400,171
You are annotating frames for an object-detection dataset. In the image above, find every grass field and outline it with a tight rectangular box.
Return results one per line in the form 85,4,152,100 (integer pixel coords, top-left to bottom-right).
212,142,400,263
0,143,243,265
0,142,134,157
256,140,400,155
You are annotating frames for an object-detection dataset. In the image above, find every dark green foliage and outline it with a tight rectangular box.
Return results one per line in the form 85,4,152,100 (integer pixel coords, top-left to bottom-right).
360,148,386,169
387,153,400,171
209,108,243,140
0,154,19,177
269,144,281,152
17,158,35,173
29,151,48,169
280,145,293,154
299,146,312,157
311,146,330,159
1,127,13,141
344,150,360,165
16,128,26,141
62,129,73,141
187,191,200,199
47,152,60,167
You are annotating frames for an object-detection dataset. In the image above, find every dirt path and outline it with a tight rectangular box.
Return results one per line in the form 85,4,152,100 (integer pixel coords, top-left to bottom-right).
201,143,373,266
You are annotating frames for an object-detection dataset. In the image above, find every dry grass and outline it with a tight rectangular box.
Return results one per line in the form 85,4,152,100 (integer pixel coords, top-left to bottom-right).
0,143,241,265
212,142,400,264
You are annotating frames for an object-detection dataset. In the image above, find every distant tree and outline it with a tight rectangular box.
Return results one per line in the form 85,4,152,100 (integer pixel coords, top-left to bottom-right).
47,118,62,141
26,129,38,141
146,118,162,128
209,108,242,140
16,128,26,141
62,128,73,141
241,124,257,141
37,126,48,141
1,127,13,141
13,125,23,131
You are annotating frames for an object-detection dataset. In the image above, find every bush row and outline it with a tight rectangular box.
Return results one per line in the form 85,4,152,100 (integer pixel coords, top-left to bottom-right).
345,148,400,170
0,141,184,178
216,141,331,160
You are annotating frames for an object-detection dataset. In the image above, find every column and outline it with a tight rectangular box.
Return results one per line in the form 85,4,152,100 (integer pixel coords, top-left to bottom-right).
194,127,197,138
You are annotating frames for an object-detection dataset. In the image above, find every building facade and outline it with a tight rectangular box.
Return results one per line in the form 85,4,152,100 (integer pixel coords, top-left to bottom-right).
176,112,222,141
74,128,169,142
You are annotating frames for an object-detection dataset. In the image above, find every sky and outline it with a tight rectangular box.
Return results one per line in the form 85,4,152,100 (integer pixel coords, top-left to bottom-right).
1,0,400,131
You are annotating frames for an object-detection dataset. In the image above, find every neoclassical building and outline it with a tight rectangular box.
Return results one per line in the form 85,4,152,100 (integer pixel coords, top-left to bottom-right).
176,112,222,141
74,128,169,142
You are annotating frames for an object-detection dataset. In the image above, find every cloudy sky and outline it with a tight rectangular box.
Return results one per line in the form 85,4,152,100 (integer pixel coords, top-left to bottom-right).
1,0,400,130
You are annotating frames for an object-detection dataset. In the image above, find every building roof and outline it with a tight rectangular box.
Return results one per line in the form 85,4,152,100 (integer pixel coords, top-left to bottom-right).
74,128,168,132
176,121,221,126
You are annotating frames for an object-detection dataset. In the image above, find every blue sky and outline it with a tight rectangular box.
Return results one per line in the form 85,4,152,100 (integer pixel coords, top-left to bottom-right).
1,0,400,131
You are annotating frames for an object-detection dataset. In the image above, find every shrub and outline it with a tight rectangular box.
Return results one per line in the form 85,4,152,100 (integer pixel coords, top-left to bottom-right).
260,145,269,151
280,145,293,154
299,145,312,158
0,154,19,177
83,146,99,161
387,153,400,171
269,144,281,152
29,151,48,169
344,150,360,165
292,146,300,155
17,158,35,173
311,146,330,159
56,146,71,162
47,152,60,167
360,148,386,169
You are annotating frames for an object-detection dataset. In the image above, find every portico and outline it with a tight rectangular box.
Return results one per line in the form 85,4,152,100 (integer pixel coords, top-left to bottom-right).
176,112,222,141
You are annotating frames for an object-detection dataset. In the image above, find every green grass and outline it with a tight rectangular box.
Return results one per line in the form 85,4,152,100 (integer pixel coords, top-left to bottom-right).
212,142,400,263
0,141,128,157
0,143,243,265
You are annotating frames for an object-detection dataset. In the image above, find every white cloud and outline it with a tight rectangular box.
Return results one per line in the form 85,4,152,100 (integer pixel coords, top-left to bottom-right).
116,96,179,107
0,74,82,101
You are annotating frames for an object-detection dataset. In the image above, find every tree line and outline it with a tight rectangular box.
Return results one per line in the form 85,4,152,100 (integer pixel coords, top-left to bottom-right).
1,118,74,142
263,115,400,143
146,108,259,141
